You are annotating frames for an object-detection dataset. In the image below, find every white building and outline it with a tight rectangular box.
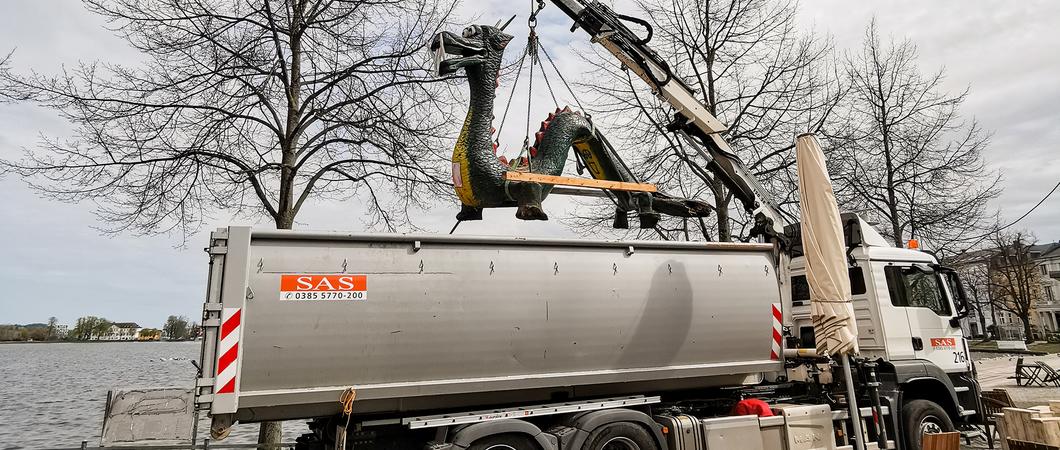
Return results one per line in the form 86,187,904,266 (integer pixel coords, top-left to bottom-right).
102,322,142,341
1030,242,1060,335
959,240,1060,341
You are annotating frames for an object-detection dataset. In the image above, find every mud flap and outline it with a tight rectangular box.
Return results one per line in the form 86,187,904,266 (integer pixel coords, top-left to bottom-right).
101,388,195,446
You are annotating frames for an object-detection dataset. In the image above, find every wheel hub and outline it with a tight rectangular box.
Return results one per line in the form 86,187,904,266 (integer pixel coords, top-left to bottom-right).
601,436,642,450
920,415,944,436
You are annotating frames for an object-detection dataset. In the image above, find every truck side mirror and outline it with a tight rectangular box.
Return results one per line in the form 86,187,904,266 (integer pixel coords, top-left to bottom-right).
939,267,970,321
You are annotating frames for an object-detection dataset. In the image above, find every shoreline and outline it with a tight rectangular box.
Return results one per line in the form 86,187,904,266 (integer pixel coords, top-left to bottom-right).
0,339,199,345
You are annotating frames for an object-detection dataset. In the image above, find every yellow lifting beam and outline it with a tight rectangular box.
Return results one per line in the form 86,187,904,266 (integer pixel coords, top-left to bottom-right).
503,171,657,193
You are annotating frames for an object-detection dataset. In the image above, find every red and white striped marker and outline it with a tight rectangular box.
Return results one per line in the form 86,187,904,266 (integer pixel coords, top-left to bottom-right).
769,303,783,360
215,308,242,395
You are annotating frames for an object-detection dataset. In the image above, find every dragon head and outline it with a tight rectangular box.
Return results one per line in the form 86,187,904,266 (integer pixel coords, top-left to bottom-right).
431,19,514,76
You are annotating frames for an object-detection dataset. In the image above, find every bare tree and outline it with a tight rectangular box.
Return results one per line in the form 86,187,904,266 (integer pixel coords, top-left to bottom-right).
163,315,191,341
0,0,459,236
1,1,458,442
987,231,1043,342
71,316,113,340
827,20,1000,254
570,0,842,241
47,316,59,340
953,255,994,339
0,51,16,101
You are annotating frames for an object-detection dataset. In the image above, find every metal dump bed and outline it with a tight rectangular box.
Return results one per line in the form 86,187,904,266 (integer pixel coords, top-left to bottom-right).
196,227,784,423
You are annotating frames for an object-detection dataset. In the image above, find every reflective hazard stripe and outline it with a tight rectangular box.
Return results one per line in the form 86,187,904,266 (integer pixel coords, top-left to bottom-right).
215,308,241,395
770,303,783,360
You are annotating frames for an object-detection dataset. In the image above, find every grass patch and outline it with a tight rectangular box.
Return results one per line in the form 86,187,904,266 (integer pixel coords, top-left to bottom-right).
1029,342,1060,354
967,340,1060,354
969,340,999,351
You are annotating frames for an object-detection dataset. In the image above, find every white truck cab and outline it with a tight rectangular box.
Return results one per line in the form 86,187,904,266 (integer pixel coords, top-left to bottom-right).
788,213,980,447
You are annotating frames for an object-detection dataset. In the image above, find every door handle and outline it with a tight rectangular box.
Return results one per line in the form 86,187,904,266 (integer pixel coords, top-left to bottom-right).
911,337,924,351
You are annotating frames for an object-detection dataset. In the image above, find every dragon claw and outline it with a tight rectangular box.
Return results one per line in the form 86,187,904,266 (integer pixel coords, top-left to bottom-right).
638,212,661,229
457,204,483,221
516,204,549,221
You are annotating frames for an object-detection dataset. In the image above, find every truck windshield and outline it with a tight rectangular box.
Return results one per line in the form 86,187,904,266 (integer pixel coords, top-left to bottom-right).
885,266,952,316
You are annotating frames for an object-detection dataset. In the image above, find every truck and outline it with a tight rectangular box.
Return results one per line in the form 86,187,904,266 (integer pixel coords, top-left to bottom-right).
156,2,986,450
192,213,979,450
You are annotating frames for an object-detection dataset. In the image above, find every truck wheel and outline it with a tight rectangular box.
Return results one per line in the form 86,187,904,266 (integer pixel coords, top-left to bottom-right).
902,399,954,450
582,422,659,450
468,433,540,450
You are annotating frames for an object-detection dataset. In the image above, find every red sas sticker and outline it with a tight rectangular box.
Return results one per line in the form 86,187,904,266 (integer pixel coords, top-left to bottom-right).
930,338,956,349
280,274,367,301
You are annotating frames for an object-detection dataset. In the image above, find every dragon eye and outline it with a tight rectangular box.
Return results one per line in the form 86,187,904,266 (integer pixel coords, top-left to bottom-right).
462,26,478,38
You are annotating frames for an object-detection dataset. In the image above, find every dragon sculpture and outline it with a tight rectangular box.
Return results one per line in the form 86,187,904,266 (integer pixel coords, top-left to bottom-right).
431,23,711,229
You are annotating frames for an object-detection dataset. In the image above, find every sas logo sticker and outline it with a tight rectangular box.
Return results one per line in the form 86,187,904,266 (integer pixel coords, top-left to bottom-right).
930,338,957,349
280,274,367,301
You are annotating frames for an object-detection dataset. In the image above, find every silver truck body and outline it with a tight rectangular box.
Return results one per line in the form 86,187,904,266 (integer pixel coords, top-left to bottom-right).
197,227,784,423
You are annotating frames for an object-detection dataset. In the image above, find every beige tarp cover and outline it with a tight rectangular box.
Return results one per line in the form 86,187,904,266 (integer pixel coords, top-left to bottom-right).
796,133,859,356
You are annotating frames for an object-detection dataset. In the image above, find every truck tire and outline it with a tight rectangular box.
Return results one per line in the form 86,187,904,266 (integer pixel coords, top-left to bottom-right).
467,433,541,450
582,422,659,450
902,399,955,450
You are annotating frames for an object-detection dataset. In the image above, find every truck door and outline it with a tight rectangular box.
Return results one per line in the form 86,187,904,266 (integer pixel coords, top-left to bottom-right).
883,265,969,372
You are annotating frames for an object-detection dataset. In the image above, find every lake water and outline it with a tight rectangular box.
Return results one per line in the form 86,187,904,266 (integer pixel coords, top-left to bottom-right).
0,341,302,449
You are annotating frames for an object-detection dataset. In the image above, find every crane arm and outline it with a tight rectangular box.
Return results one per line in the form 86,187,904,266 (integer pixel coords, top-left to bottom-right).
549,0,788,243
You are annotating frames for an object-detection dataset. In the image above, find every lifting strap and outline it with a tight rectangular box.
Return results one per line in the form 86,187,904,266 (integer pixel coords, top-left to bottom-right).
495,0,595,174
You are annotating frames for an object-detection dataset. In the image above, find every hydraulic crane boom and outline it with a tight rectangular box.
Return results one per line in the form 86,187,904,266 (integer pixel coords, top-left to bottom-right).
549,0,788,243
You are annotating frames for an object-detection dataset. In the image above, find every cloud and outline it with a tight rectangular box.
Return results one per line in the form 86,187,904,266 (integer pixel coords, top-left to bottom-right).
1,0,1057,326
796,0,1060,242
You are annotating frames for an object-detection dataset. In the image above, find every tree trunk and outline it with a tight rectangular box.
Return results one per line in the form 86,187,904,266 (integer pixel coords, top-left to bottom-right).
880,126,903,247
258,421,282,446
989,288,998,339
261,2,304,445
711,179,731,241
275,211,295,230
1023,316,1033,344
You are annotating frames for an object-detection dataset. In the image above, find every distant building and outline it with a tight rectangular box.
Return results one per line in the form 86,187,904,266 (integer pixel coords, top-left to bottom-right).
55,324,69,339
101,322,142,341
1030,242,1060,334
138,328,162,341
959,239,1060,341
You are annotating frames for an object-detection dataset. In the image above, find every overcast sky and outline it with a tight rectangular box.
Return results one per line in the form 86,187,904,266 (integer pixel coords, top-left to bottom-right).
1,0,1057,327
